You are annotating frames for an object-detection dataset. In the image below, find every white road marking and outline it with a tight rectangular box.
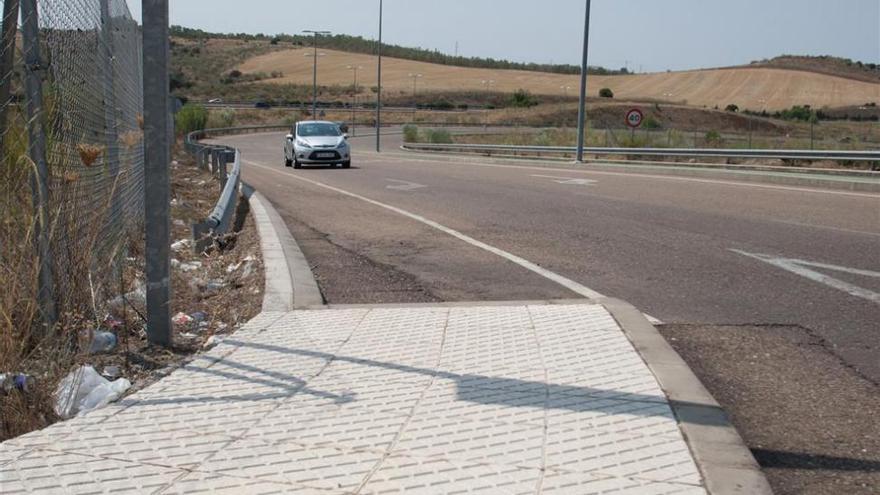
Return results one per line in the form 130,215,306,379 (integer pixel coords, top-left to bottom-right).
532,174,598,186
245,159,607,301
376,151,880,199
731,249,880,304
386,179,427,191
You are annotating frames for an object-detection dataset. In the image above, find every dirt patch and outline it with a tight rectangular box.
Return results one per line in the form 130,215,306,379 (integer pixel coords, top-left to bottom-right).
0,146,265,442
658,324,880,495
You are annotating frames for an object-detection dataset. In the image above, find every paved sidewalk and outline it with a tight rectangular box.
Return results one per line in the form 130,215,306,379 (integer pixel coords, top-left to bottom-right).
2,304,706,494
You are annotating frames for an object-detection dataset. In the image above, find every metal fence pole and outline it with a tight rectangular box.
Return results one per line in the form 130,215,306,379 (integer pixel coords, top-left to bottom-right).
0,0,19,159
142,0,171,346
100,0,122,238
575,0,591,163
21,0,57,331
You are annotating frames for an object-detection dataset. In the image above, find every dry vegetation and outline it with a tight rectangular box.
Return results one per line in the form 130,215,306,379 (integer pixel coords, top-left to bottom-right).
239,48,880,111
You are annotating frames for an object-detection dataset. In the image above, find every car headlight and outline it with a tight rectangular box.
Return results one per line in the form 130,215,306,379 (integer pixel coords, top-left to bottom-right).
296,139,311,148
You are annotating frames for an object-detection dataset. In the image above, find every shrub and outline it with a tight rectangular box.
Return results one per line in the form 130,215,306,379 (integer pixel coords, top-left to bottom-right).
207,108,235,128
510,89,538,108
725,104,739,112
175,104,208,135
704,130,723,147
403,124,419,142
642,115,661,129
425,128,452,144
599,87,614,98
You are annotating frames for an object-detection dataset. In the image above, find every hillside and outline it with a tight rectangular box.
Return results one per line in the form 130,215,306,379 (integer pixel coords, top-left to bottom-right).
749,55,880,84
238,48,880,111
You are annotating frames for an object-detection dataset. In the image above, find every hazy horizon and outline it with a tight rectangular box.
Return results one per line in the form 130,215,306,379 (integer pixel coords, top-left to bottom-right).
126,0,880,73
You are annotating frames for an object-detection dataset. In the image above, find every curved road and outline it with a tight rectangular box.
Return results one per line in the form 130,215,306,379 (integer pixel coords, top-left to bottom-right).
213,130,880,383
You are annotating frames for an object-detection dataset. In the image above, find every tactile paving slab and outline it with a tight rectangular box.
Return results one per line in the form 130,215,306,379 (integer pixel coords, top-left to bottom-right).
0,303,705,494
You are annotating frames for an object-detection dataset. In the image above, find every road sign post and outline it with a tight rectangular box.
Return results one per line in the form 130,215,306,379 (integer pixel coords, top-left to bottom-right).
626,108,643,143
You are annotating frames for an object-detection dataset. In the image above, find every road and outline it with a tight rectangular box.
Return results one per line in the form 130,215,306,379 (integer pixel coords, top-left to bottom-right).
214,130,880,384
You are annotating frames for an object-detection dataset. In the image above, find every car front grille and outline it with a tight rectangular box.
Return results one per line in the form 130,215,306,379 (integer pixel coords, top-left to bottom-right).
308,150,341,160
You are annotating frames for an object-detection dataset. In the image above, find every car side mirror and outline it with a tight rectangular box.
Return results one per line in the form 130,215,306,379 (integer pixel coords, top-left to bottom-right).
285,134,294,141
343,133,349,140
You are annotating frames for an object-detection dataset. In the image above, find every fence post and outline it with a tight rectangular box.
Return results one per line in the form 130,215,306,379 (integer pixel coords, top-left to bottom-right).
21,0,57,331
0,0,19,159
142,0,171,347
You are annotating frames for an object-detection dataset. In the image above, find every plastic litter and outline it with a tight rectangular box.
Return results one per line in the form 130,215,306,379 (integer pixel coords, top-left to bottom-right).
102,366,121,380
55,366,131,418
177,261,202,272
190,311,208,323
0,373,32,395
171,239,190,251
172,312,194,326
88,331,118,354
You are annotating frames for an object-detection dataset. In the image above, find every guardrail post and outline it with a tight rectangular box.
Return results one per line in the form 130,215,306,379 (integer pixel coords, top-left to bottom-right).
142,0,171,347
21,0,56,332
218,149,228,191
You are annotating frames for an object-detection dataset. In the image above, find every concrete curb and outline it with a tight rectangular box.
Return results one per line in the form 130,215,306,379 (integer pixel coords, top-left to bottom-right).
600,297,773,495
242,184,324,311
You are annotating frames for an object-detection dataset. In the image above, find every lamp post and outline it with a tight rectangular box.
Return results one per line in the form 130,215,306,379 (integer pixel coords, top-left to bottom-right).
409,73,422,122
303,29,330,118
376,0,383,152
576,0,591,163
347,65,362,132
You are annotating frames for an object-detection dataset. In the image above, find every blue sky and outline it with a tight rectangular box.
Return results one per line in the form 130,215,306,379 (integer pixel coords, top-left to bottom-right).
127,0,880,72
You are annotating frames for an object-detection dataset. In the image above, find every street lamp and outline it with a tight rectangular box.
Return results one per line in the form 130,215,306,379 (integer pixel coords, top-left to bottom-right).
576,0,592,163
376,0,383,152
409,73,423,97
303,29,330,118
347,65,363,132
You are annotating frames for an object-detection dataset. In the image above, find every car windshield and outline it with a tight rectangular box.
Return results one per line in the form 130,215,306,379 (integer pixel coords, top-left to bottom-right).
298,123,341,137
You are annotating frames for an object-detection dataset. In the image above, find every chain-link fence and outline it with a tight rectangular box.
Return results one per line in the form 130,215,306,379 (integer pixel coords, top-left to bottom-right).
0,0,144,331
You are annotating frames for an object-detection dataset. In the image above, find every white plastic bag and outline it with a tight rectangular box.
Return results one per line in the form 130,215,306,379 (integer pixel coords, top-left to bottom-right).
54,365,131,418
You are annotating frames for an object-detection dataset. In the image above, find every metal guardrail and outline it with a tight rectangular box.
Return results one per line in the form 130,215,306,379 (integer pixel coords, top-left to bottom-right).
401,142,880,163
184,129,255,251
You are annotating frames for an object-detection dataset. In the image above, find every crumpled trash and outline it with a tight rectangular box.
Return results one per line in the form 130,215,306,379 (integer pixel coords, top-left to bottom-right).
54,366,131,418
177,261,202,272
203,335,224,349
88,331,118,354
190,311,208,324
172,312,194,326
171,239,190,251
102,366,121,380
108,283,146,312
103,316,124,330
0,373,33,395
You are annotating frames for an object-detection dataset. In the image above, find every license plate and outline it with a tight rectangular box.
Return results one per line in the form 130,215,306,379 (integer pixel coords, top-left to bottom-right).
317,152,335,158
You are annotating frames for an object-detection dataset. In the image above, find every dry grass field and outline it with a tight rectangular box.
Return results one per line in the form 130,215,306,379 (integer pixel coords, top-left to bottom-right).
238,48,880,111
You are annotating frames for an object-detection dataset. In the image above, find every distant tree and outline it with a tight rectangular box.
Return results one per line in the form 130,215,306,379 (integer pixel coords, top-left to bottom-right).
599,88,614,98
725,104,739,112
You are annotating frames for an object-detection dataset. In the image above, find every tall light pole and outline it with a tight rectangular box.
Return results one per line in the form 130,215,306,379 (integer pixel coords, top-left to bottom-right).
376,0,383,152
303,29,330,118
409,73,423,97
575,0,592,163
347,65,362,131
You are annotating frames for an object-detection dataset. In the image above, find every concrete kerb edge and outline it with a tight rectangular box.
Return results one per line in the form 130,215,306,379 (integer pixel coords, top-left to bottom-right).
599,297,773,495
242,183,324,311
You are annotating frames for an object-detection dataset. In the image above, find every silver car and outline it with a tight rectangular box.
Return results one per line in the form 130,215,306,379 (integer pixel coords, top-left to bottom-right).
284,121,351,169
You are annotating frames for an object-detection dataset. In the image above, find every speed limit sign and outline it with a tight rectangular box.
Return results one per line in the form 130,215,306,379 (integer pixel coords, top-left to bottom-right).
625,108,644,128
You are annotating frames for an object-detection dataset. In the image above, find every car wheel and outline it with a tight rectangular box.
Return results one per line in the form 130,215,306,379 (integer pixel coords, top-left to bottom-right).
293,160,302,169
342,160,351,169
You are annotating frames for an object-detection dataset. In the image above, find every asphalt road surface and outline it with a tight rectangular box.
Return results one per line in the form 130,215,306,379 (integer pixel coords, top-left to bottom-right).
213,130,880,385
